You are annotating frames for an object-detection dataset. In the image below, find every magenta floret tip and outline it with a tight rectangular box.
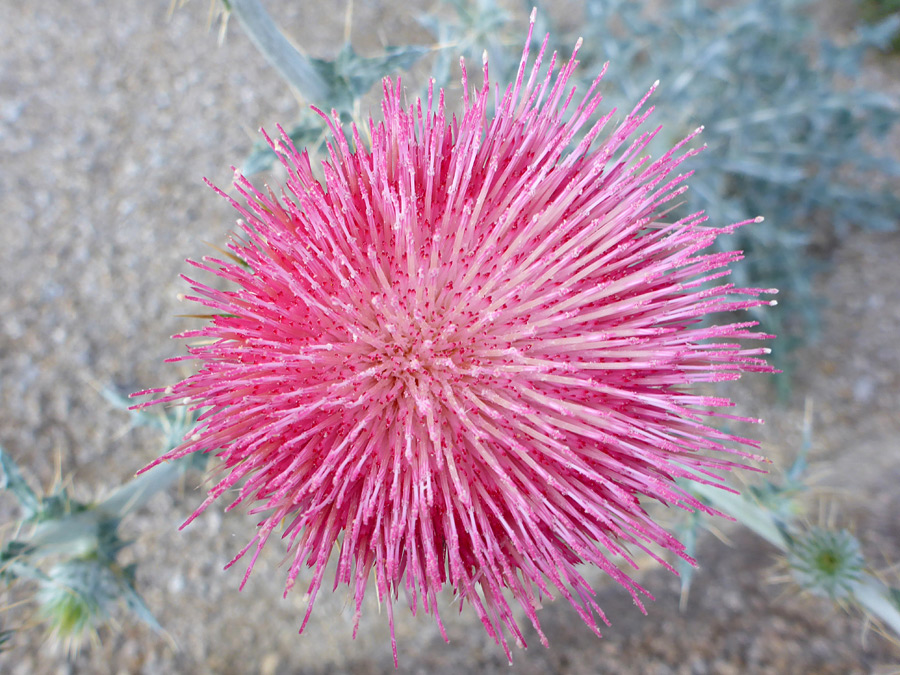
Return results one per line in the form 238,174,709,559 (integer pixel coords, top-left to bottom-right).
144,23,776,663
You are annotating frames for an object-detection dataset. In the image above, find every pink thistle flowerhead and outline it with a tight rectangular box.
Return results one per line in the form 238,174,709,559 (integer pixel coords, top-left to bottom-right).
141,15,775,665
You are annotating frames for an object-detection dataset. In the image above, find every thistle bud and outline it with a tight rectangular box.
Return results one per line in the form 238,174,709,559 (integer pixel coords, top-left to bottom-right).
787,527,865,601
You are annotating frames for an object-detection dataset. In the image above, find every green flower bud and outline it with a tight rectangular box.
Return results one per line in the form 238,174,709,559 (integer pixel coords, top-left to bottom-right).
788,527,865,601
36,558,121,653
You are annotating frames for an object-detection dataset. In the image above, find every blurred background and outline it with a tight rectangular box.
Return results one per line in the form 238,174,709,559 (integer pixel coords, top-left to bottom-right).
1,0,899,672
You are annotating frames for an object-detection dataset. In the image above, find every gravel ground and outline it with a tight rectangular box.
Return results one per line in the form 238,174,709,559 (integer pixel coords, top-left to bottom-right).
1,1,899,673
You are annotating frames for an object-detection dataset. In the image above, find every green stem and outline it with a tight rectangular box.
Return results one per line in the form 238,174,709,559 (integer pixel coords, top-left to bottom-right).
21,455,199,560
96,455,195,517
227,0,332,103
851,574,900,637
682,479,789,549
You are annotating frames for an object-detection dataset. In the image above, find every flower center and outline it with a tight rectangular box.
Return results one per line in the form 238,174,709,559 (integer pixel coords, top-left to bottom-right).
363,292,472,394
379,325,458,381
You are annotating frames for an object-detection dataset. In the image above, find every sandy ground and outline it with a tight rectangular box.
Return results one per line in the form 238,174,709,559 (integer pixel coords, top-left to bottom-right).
1,1,899,673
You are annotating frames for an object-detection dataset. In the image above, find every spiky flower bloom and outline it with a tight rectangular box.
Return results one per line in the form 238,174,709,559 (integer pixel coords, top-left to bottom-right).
143,17,774,663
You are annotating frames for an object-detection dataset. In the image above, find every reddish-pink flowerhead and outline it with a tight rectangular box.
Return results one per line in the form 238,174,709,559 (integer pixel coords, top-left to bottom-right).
143,18,774,664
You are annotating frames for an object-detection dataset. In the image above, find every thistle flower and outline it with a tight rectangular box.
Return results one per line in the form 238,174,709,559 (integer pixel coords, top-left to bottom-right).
141,15,774,663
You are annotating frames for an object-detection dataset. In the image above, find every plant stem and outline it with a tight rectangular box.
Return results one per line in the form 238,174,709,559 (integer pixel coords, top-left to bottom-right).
227,0,331,103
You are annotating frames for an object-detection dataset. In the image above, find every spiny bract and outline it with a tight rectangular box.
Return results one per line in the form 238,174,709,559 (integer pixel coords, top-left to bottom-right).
142,16,775,665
